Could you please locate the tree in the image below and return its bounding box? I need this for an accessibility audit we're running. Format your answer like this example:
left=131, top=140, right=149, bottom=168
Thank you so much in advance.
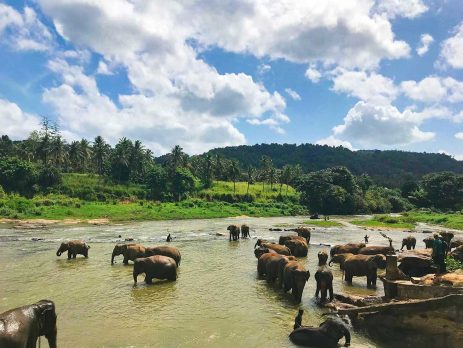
left=78, top=139, right=92, bottom=172
left=109, top=138, right=133, bottom=182
left=0, top=135, right=14, bottom=158
left=38, top=165, right=62, bottom=188
left=168, top=145, right=187, bottom=177
left=0, top=157, right=38, bottom=195
left=171, top=167, right=196, bottom=201
left=36, top=117, right=55, bottom=165
left=228, top=160, right=241, bottom=194
left=198, top=154, right=214, bottom=188
left=260, top=155, right=272, bottom=192
left=419, top=172, right=463, bottom=210
left=68, top=141, right=81, bottom=172
left=92, top=136, right=110, bottom=175
left=145, top=165, right=168, bottom=200
left=246, top=165, right=255, bottom=195
left=281, top=165, right=293, bottom=196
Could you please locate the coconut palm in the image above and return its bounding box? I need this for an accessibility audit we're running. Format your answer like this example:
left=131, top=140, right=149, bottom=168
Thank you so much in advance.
left=92, top=136, right=109, bottom=175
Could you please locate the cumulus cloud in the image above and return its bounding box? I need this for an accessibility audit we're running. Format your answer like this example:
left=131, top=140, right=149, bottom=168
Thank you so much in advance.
left=374, top=0, right=428, bottom=19
left=332, top=101, right=435, bottom=147
left=401, top=76, right=463, bottom=103
left=0, top=4, right=52, bottom=51
left=456, top=132, right=463, bottom=140
left=331, top=69, right=398, bottom=104
left=416, top=33, right=433, bottom=56
left=257, top=64, right=271, bottom=75
left=96, top=60, right=113, bottom=75
left=305, top=65, right=322, bottom=83
left=0, top=98, right=41, bottom=139
left=285, top=88, right=301, bottom=101
left=315, top=135, right=353, bottom=150
left=440, top=22, right=463, bottom=69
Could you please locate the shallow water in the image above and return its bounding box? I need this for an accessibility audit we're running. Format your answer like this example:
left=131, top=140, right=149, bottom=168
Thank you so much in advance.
left=0, top=217, right=418, bottom=347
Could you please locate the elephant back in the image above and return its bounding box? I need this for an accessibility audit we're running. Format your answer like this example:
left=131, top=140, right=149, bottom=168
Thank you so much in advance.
left=145, top=246, right=181, bottom=266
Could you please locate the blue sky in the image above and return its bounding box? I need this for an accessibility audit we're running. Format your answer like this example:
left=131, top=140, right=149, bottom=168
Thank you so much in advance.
left=0, top=0, right=462, bottom=158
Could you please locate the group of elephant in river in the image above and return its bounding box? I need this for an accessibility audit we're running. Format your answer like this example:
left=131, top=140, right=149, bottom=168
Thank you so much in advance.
left=227, top=223, right=251, bottom=241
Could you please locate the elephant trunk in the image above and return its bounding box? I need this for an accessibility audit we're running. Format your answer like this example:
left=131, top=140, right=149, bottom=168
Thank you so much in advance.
left=133, top=271, right=138, bottom=284
left=46, top=327, right=57, bottom=348
left=328, top=259, right=333, bottom=266
left=111, top=251, right=117, bottom=265
left=56, top=250, right=62, bottom=257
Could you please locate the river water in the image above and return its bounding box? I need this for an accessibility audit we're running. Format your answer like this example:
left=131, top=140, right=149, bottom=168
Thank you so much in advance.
left=0, top=217, right=422, bottom=347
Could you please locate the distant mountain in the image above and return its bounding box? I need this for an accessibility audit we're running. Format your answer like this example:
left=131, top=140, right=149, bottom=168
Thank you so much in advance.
left=202, top=143, right=463, bottom=187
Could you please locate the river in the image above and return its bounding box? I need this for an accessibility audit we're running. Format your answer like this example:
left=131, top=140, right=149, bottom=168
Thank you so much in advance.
left=0, top=216, right=419, bottom=347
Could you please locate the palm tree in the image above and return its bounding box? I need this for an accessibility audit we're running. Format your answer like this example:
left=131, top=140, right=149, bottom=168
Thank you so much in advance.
left=92, top=136, right=109, bottom=175
left=229, top=160, right=241, bottom=194
left=260, top=155, right=272, bottom=192
left=168, top=145, right=187, bottom=177
left=282, top=165, right=292, bottom=195
left=202, top=154, right=214, bottom=188
left=68, top=141, right=81, bottom=171
left=246, top=165, right=255, bottom=195
left=50, top=135, right=67, bottom=167
left=78, top=139, right=92, bottom=172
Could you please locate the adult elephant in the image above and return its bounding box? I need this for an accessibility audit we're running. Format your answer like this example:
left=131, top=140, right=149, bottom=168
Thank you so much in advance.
left=289, top=317, right=351, bottom=348
left=450, top=245, right=463, bottom=263
left=284, top=239, right=308, bottom=257
left=279, top=235, right=306, bottom=245
left=401, top=236, right=416, bottom=250
left=358, top=245, right=394, bottom=256
left=440, top=231, right=454, bottom=250
left=0, top=300, right=57, bottom=348
left=145, top=246, right=181, bottom=266
left=227, top=225, right=240, bottom=241
left=315, top=251, right=334, bottom=302
left=257, top=241, right=291, bottom=256
left=423, top=236, right=434, bottom=248
left=133, top=255, right=177, bottom=284
left=295, top=227, right=311, bottom=243
left=254, top=246, right=277, bottom=259
left=56, top=240, right=90, bottom=259
left=111, top=243, right=145, bottom=265
left=398, top=252, right=433, bottom=277
left=450, top=239, right=463, bottom=250
left=257, top=253, right=281, bottom=277
left=330, top=243, right=365, bottom=257
left=240, top=224, right=250, bottom=238
left=265, top=255, right=296, bottom=283
left=283, top=261, right=310, bottom=303
left=328, top=253, right=354, bottom=269
left=343, top=254, right=385, bottom=288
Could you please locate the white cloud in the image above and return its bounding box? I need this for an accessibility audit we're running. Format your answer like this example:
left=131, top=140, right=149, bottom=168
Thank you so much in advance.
left=331, top=69, right=398, bottom=104
left=315, top=135, right=353, bottom=150
left=284, top=88, right=301, bottom=101
left=401, top=76, right=463, bottom=103
left=374, top=0, right=428, bottom=19
left=0, top=4, right=52, bottom=52
left=332, top=101, right=435, bottom=147
left=96, top=60, right=113, bottom=75
left=454, top=110, right=463, bottom=123
left=416, top=33, right=433, bottom=56
left=456, top=132, right=463, bottom=140
left=0, top=98, right=41, bottom=139
left=440, top=22, right=463, bottom=69
left=305, top=65, right=322, bottom=83
left=257, top=64, right=271, bottom=75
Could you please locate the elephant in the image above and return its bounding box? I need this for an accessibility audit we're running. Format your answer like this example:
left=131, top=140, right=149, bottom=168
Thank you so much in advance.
left=56, top=240, right=90, bottom=259
left=257, top=253, right=282, bottom=277
left=0, top=300, right=57, bottom=348
left=261, top=243, right=291, bottom=256
left=278, top=235, right=306, bottom=245
left=111, top=243, right=146, bottom=265
left=289, top=317, right=351, bottom=348
left=254, top=246, right=277, bottom=259
left=295, top=227, right=311, bottom=243
left=284, top=239, right=308, bottom=257
left=439, top=231, right=454, bottom=250
left=133, top=255, right=177, bottom=284
left=283, top=261, right=310, bottom=303
left=315, top=252, right=333, bottom=302
left=266, top=255, right=297, bottom=283
left=450, top=245, right=463, bottom=263
left=276, top=255, right=298, bottom=286
left=329, top=243, right=365, bottom=257
left=358, top=245, right=394, bottom=256
left=401, top=236, right=416, bottom=250
left=343, top=254, right=386, bottom=288
left=254, top=239, right=271, bottom=248
left=227, top=225, right=240, bottom=241
left=450, top=239, right=463, bottom=249
left=423, top=236, right=434, bottom=248
left=240, top=224, right=251, bottom=238
left=397, top=252, right=434, bottom=277
left=145, top=246, right=181, bottom=266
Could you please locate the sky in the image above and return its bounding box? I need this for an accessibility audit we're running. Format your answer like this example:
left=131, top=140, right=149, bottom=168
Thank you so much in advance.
left=0, top=0, right=463, bottom=158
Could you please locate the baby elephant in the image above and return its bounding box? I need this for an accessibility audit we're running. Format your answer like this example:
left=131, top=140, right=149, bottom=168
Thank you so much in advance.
left=133, top=255, right=178, bottom=284
left=56, top=240, right=90, bottom=259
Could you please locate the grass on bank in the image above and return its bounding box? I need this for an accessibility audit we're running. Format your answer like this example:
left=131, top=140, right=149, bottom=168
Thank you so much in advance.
left=302, top=220, right=342, bottom=227
left=350, top=217, right=415, bottom=230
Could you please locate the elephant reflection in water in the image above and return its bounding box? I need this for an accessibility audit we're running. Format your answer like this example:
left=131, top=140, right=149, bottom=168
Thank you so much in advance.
left=0, top=300, right=57, bottom=348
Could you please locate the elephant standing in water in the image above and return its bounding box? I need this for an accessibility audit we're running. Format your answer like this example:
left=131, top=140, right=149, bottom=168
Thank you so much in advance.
left=56, top=240, right=90, bottom=259
left=343, top=254, right=386, bottom=288
left=284, top=239, right=308, bottom=257
left=227, top=225, right=240, bottom=241
left=330, top=243, right=365, bottom=257
left=289, top=317, right=351, bottom=348
left=358, top=245, right=394, bottom=256
left=295, top=227, right=311, bottom=243
left=111, top=243, right=146, bottom=264
left=423, top=236, right=434, bottom=248
left=255, top=239, right=291, bottom=256
left=0, top=300, right=57, bottom=348
left=401, top=236, right=416, bottom=250
left=283, top=261, right=310, bottom=303
left=145, top=246, right=181, bottom=266
left=241, top=224, right=251, bottom=238
left=133, top=255, right=177, bottom=284
left=315, top=251, right=334, bottom=302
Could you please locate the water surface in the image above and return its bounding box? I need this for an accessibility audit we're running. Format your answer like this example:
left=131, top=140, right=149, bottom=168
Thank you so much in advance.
left=0, top=217, right=414, bottom=347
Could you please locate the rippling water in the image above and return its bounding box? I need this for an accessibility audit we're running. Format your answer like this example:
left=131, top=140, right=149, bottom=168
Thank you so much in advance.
left=0, top=217, right=418, bottom=347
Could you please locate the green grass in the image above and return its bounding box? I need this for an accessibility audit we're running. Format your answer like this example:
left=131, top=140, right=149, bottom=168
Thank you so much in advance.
left=302, top=220, right=342, bottom=227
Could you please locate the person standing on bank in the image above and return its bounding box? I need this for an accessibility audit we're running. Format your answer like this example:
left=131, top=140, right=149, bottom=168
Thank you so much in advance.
left=432, top=234, right=447, bottom=273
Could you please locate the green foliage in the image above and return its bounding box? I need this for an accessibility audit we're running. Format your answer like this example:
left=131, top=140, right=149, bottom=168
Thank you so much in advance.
left=445, top=256, right=463, bottom=271
left=38, top=165, right=62, bottom=188
left=350, top=215, right=415, bottom=229
left=145, top=165, right=168, bottom=200
left=0, top=157, right=38, bottom=195
left=170, top=167, right=196, bottom=201
left=302, top=220, right=342, bottom=227
left=416, top=172, right=463, bottom=211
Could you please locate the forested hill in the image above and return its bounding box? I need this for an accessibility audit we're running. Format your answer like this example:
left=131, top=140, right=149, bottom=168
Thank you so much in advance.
left=202, top=143, right=463, bottom=187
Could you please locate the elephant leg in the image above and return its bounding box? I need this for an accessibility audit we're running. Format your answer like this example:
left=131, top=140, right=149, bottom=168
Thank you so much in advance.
left=345, top=272, right=352, bottom=284
left=73, top=253, right=77, bottom=259
left=283, top=281, right=291, bottom=293
left=321, top=286, right=327, bottom=301
left=67, top=251, right=72, bottom=259
left=145, top=276, right=153, bottom=284
left=123, top=257, right=129, bottom=265
left=315, top=283, right=320, bottom=297
left=328, top=284, right=334, bottom=301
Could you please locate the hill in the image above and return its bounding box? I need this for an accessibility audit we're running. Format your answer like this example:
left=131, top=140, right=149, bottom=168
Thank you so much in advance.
left=201, top=143, right=463, bottom=187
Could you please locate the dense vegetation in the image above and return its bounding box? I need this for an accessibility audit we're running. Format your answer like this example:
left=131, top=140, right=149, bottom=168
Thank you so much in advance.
left=1, top=118, right=463, bottom=221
